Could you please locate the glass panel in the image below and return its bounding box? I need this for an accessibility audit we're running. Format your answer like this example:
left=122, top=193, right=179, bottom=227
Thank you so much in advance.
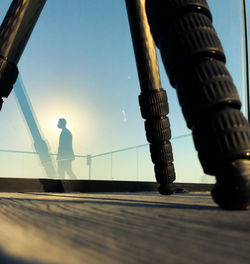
left=0, top=151, right=45, bottom=178
left=111, top=150, right=137, bottom=181
left=137, top=145, right=155, bottom=182
left=172, top=135, right=215, bottom=184
left=72, top=155, right=89, bottom=180
left=90, top=155, right=112, bottom=180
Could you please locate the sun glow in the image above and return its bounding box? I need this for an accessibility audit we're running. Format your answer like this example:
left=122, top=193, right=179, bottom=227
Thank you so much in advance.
left=36, top=100, right=94, bottom=155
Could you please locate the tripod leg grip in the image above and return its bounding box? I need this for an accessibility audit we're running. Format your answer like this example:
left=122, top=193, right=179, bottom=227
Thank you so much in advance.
left=139, top=89, right=176, bottom=194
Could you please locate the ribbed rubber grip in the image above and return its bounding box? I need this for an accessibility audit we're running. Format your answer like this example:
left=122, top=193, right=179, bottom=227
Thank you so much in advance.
left=159, top=12, right=225, bottom=86
left=138, top=88, right=175, bottom=190
left=150, top=142, right=173, bottom=164
left=139, top=89, right=169, bottom=119
left=145, top=118, right=171, bottom=143
left=155, top=163, right=176, bottom=184
left=0, top=98, right=3, bottom=110
left=146, top=0, right=212, bottom=45
left=0, top=56, right=18, bottom=98
left=193, top=108, right=250, bottom=174
left=176, top=59, right=241, bottom=128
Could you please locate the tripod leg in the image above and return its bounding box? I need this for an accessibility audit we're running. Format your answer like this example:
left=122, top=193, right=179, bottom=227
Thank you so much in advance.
left=146, top=0, right=250, bottom=209
left=0, top=0, right=47, bottom=110
left=125, top=0, right=175, bottom=194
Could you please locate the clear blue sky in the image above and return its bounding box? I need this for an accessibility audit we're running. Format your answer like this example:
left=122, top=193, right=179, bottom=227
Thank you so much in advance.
left=0, top=0, right=249, bottom=181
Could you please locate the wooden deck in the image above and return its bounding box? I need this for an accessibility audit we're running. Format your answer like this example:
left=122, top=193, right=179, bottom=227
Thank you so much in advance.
left=0, top=192, right=249, bottom=264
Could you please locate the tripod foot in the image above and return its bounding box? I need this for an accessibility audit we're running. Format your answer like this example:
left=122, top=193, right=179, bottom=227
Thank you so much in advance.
left=211, top=159, right=250, bottom=210
left=158, top=183, right=175, bottom=195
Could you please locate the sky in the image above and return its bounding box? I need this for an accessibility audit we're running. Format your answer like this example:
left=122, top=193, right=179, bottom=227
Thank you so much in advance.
left=0, top=0, right=249, bottom=181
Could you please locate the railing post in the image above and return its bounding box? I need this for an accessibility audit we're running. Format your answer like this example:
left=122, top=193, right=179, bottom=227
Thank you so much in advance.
left=136, top=148, right=139, bottom=181
left=86, top=155, right=92, bottom=179
left=110, top=153, right=113, bottom=179
left=125, top=0, right=175, bottom=194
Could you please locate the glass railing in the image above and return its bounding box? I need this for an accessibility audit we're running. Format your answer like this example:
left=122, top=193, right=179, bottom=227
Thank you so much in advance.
left=0, top=134, right=215, bottom=184
left=0, top=0, right=246, bottom=187
left=0, top=149, right=46, bottom=178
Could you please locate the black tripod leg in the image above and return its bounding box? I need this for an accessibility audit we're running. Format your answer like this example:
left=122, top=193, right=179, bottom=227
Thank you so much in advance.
left=125, top=0, right=176, bottom=194
left=0, top=0, right=47, bottom=110
left=146, top=0, right=250, bottom=209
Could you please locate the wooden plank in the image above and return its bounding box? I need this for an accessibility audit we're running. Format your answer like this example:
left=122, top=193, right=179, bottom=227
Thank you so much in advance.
left=0, top=192, right=249, bottom=264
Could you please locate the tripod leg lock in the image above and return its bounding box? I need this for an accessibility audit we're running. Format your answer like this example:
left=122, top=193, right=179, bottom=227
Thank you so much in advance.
left=139, top=89, right=176, bottom=194
left=150, top=140, right=173, bottom=164
left=145, top=117, right=171, bottom=143
left=176, top=59, right=242, bottom=128
left=139, top=88, right=169, bottom=119
left=146, top=0, right=212, bottom=47
left=0, top=56, right=18, bottom=110
left=193, top=108, right=250, bottom=174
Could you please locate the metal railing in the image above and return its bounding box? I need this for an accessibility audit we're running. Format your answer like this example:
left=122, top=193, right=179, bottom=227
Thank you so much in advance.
left=0, top=133, right=215, bottom=183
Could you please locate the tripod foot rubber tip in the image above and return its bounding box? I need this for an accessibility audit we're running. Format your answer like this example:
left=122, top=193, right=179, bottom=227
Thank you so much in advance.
left=158, top=183, right=175, bottom=195
left=211, top=181, right=250, bottom=210
left=211, top=159, right=250, bottom=210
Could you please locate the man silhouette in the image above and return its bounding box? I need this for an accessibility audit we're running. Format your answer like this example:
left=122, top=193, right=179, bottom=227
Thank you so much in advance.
left=57, top=118, right=77, bottom=179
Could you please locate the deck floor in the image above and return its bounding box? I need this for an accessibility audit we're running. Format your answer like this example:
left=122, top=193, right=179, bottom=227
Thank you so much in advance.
left=0, top=192, right=249, bottom=264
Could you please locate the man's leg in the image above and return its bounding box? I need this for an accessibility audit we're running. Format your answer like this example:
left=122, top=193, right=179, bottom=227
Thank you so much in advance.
left=57, top=161, right=65, bottom=179
left=64, top=160, right=77, bottom=179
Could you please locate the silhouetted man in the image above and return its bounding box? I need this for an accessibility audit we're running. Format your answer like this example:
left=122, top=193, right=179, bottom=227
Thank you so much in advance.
left=57, top=118, right=77, bottom=179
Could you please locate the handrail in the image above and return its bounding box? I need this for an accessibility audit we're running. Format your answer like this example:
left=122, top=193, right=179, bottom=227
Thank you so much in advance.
left=0, top=149, right=88, bottom=158
left=0, top=149, right=36, bottom=155
left=91, top=133, right=191, bottom=158
left=0, top=133, right=192, bottom=158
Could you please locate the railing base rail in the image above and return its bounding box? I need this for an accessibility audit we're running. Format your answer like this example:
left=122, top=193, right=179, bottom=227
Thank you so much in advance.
left=0, top=178, right=213, bottom=193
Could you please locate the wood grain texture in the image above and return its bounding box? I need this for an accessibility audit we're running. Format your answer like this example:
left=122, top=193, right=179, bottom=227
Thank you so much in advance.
left=0, top=192, right=249, bottom=264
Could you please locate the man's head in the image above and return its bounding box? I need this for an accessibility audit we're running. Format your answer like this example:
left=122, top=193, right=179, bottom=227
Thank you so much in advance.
left=57, top=118, right=67, bottom=129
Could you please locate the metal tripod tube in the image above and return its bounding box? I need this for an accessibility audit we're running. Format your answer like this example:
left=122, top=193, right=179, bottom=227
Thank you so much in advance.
left=125, top=0, right=176, bottom=194
left=125, top=0, right=161, bottom=92
left=0, top=0, right=46, bottom=109
left=0, top=0, right=46, bottom=64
